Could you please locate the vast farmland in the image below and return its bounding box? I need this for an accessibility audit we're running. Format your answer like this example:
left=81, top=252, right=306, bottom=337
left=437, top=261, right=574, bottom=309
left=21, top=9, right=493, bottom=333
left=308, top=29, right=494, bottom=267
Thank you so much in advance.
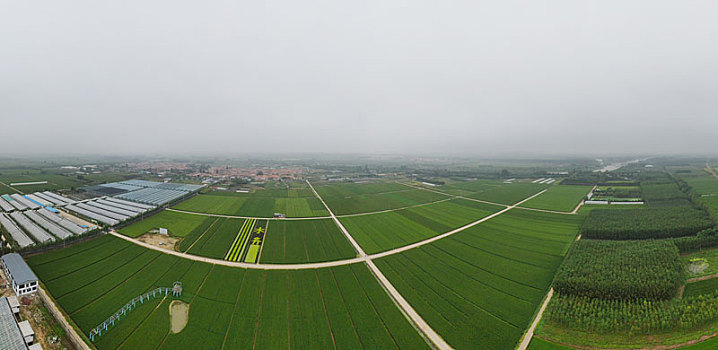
left=19, top=163, right=718, bottom=349
left=26, top=235, right=428, bottom=350
left=340, top=198, right=502, bottom=254
left=374, top=210, right=581, bottom=349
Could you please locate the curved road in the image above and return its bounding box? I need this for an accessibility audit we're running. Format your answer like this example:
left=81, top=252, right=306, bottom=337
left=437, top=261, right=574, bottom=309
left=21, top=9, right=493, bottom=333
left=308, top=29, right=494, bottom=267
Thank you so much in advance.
left=109, top=183, right=554, bottom=350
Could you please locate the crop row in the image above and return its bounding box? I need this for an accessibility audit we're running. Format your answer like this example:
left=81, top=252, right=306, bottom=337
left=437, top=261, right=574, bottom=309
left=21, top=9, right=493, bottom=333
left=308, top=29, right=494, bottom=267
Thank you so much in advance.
left=259, top=219, right=357, bottom=263
left=319, top=187, right=449, bottom=215
left=520, top=185, right=593, bottom=212
left=553, top=240, right=683, bottom=300
left=29, top=235, right=428, bottom=349
left=186, top=218, right=244, bottom=259
left=173, top=195, right=328, bottom=218
left=465, top=182, right=548, bottom=205
left=375, top=209, right=580, bottom=349
left=340, top=199, right=501, bottom=254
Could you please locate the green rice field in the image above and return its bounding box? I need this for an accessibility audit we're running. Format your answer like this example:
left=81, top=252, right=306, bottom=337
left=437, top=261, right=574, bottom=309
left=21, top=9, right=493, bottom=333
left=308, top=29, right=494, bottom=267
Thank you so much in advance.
left=259, top=219, right=357, bottom=263
left=316, top=182, right=450, bottom=215
left=26, top=235, right=428, bottom=350
left=340, top=198, right=502, bottom=254
left=173, top=193, right=328, bottom=217
left=374, top=210, right=581, bottom=349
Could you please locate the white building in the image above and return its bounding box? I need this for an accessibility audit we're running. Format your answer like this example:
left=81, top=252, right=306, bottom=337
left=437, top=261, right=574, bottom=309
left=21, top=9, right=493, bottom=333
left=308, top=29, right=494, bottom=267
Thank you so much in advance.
left=1, top=254, right=38, bottom=296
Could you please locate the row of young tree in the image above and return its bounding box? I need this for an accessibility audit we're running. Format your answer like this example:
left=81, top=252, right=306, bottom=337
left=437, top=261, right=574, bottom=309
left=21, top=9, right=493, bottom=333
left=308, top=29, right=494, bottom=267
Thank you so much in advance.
left=581, top=207, right=713, bottom=240
left=553, top=240, right=684, bottom=301
left=641, top=182, right=690, bottom=203
left=545, top=292, right=718, bottom=334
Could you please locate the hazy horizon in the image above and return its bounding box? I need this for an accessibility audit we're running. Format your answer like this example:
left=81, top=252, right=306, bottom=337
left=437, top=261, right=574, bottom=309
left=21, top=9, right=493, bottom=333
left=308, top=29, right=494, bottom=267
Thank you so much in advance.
left=2, top=1, right=717, bottom=156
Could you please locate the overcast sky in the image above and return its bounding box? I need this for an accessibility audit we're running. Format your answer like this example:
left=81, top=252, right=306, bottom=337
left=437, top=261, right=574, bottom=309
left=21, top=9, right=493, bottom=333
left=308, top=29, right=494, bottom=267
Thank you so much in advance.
left=1, top=1, right=717, bottom=156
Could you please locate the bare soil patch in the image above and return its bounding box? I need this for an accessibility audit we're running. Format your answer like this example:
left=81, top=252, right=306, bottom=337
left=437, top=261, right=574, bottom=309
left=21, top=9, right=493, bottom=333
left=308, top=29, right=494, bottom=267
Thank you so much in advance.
left=169, top=300, right=189, bottom=334
left=137, top=232, right=179, bottom=251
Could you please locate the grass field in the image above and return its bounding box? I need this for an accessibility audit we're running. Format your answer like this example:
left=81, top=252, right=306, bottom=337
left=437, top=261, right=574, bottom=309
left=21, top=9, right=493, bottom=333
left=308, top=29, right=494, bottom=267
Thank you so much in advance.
left=521, top=185, right=593, bottom=212
left=259, top=219, right=357, bottom=263
left=26, top=235, right=429, bottom=349
left=316, top=183, right=450, bottom=215
left=374, top=209, right=580, bottom=349
left=118, top=210, right=213, bottom=238
left=340, top=199, right=502, bottom=254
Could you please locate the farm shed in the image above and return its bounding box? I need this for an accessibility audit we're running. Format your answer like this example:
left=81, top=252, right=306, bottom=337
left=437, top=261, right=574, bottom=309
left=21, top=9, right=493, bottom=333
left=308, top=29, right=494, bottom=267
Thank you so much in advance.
left=1, top=253, right=38, bottom=296
left=0, top=296, right=26, bottom=350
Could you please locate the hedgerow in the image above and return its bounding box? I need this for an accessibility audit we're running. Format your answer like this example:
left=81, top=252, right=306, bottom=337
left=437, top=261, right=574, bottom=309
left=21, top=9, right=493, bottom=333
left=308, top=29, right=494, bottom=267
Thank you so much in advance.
left=552, top=240, right=683, bottom=300
left=580, top=207, right=713, bottom=240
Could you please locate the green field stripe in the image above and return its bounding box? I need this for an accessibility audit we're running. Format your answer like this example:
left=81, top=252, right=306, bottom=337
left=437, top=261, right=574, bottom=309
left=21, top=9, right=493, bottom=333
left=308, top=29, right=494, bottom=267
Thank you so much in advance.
left=232, top=219, right=257, bottom=262
left=243, top=244, right=260, bottom=263
left=226, top=219, right=252, bottom=261
left=229, top=219, right=255, bottom=261
left=224, top=220, right=250, bottom=260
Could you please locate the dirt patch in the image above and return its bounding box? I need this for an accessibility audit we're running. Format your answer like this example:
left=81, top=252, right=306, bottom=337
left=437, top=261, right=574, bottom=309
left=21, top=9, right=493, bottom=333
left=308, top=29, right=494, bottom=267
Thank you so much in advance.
left=137, top=232, right=180, bottom=251
left=169, top=300, right=189, bottom=334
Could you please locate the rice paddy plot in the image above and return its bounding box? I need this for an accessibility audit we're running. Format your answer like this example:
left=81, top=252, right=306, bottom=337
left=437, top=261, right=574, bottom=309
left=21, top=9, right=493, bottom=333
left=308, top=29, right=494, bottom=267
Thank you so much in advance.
left=317, top=185, right=450, bottom=215
left=186, top=218, right=246, bottom=259
left=520, top=185, right=593, bottom=212
left=259, top=219, right=357, bottom=264
left=118, top=210, right=210, bottom=238
left=171, top=184, right=328, bottom=217
left=28, top=235, right=428, bottom=349
left=340, top=198, right=502, bottom=254
left=374, top=209, right=580, bottom=349
left=172, top=194, right=328, bottom=217
left=435, top=179, right=504, bottom=196
left=465, top=182, right=549, bottom=205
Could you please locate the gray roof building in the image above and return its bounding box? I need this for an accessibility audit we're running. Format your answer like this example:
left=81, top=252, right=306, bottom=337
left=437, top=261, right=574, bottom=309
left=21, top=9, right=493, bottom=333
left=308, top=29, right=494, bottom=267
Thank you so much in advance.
left=0, top=297, right=27, bottom=350
left=1, top=253, right=38, bottom=286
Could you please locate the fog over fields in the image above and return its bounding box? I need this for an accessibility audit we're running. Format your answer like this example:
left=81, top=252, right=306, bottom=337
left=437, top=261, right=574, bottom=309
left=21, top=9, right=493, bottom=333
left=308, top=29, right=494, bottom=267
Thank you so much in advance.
left=2, top=1, right=717, bottom=155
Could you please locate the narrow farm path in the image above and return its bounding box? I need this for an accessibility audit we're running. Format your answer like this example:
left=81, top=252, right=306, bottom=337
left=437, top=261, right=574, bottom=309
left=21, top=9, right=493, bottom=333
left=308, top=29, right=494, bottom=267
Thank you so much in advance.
left=307, top=180, right=453, bottom=350
left=398, top=181, right=509, bottom=208
left=517, top=288, right=554, bottom=350
left=165, top=208, right=333, bottom=220
left=166, top=195, right=457, bottom=220
left=110, top=183, right=552, bottom=350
